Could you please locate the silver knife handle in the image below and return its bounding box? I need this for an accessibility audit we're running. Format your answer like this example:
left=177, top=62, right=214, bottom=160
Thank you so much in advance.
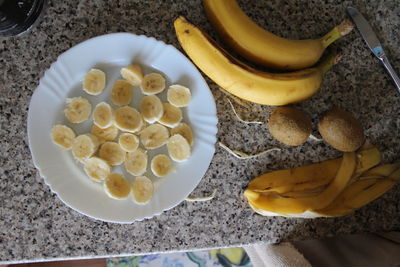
left=379, top=55, right=400, bottom=94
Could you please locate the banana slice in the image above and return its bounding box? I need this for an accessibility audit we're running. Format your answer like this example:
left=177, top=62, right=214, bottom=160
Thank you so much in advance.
left=167, top=85, right=191, bottom=107
left=125, top=148, right=148, bottom=176
left=140, top=95, right=164, bottom=123
left=111, top=80, right=132, bottom=106
left=170, top=123, right=194, bottom=146
left=121, top=64, right=143, bottom=86
left=51, top=125, right=76, bottom=149
left=158, top=103, right=182, bottom=128
left=118, top=133, right=139, bottom=152
left=71, top=134, right=99, bottom=162
left=131, top=176, right=154, bottom=204
left=64, top=97, right=92, bottom=123
left=167, top=134, right=191, bottom=162
left=140, top=124, right=170, bottom=149
left=99, top=141, right=126, bottom=166
left=104, top=173, right=131, bottom=200
left=83, top=69, right=106, bottom=95
left=137, top=120, right=148, bottom=133
left=141, top=73, right=166, bottom=95
left=93, top=102, right=114, bottom=129
left=91, top=124, right=119, bottom=144
left=83, top=157, right=111, bottom=182
left=151, top=154, right=173, bottom=177
left=114, top=106, right=143, bottom=133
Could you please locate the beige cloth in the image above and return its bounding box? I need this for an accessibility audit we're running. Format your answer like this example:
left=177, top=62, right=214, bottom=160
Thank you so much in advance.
left=245, top=232, right=400, bottom=267
left=244, top=242, right=311, bottom=267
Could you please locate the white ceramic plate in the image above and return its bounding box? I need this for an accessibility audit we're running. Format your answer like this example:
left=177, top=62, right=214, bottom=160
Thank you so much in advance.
left=27, top=33, right=218, bottom=223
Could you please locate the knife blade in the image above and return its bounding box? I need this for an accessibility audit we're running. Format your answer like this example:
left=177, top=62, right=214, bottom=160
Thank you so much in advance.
left=347, top=7, right=400, bottom=93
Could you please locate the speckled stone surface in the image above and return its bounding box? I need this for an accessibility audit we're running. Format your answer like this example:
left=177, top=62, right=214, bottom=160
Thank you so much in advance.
left=1, top=0, right=400, bottom=263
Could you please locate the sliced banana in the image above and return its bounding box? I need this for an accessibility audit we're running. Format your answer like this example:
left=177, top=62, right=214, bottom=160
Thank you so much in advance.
left=91, top=124, right=119, bottom=144
left=121, top=64, right=143, bottom=86
left=140, top=124, right=170, bottom=149
left=93, top=102, right=114, bottom=129
left=118, top=133, right=139, bottom=152
left=111, top=80, right=132, bottom=106
left=131, top=176, right=154, bottom=204
left=114, top=106, right=143, bottom=133
left=158, top=103, right=182, bottom=128
left=99, top=141, right=126, bottom=166
left=51, top=125, right=76, bottom=149
left=104, top=173, right=131, bottom=200
left=167, top=134, right=191, bottom=162
left=71, top=134, right=99, bottom=162
left=141, top=73, right=166, bottom=95
left=83, top=157, right=111, bottom=182
left=125, top=148, right=148, bottom=176
left=167, top=84, right=191, bottom=107
left=140, top=95, right=164, bottom=123
left=170, top=123, right=194, bottom=146
left=151, top=154, right=173, bottom=177
left=64, top=97, right=92, bottom=123
left=83, top=69, right=106, bottom=95
left=137, top=120, right=148, bottom=133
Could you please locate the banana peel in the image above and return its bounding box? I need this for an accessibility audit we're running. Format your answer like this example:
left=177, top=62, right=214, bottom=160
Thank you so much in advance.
left=315, top=178, right=380, bottom=216
left=354, top=148, right=382, bottom=175
left=245, top=152, right=356, bottom=213
left=244, top=145, right=399, bottom=217
left=280, top=186, right=325, bottom=198
left=247, top=199, right=322, bottom=218
left=248, top=147, right=380, bottom=194
left=248, top=157, right=340, bottom=192
left=361, top=163, right=400, bottom=177
left=348, top=177, right=399, bottom=207
left=317, top=167, right=400, bottom=216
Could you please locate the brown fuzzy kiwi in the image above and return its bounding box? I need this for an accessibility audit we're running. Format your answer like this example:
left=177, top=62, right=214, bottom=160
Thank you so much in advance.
left=318, top=108, right=365, bottom=152
left=268, top=107, right=312, bottom=146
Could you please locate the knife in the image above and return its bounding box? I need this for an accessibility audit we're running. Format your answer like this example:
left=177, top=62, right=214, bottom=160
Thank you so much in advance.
left=347, top=7, right=400, bottom=94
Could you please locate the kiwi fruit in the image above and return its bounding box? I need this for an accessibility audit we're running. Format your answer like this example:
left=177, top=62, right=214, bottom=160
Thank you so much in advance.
left=268, top=107, right=312, bottom=146
left=318, top=108, right=364, bottom=152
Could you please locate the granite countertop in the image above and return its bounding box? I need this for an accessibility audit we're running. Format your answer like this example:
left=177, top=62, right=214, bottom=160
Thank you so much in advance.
left=1, top=0, right=400, bottom=264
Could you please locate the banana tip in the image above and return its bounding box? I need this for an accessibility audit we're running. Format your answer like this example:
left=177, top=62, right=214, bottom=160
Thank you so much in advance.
left=338, top=19, right=354, bottom=36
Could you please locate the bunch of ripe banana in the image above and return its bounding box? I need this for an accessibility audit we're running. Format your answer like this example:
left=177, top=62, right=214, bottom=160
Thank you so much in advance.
left=174, top=0, right=354, bottom=105
left=173, top=1, right=400, bottom=217
left=244, top=145, right=400, bottom=217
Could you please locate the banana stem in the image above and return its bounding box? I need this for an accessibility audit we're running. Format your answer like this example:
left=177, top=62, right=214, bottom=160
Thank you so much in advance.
left=318, top=53, right=342, bottom=74
left=227, top=98, right=263, bottom=124
left=218, top=142, right=281, bottom=159
left=185, top=189, right=217, bottom=202
left=321, top=19, right=354, bottom=48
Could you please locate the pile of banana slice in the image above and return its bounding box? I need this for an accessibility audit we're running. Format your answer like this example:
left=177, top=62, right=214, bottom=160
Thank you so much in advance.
left=50, top=64, right=193, bottom=204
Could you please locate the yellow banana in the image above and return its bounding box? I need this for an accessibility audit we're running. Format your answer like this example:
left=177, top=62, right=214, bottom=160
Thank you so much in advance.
left=203, top=0, right=353, bottom=70
left=174, top=16, right=340, bottom=106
